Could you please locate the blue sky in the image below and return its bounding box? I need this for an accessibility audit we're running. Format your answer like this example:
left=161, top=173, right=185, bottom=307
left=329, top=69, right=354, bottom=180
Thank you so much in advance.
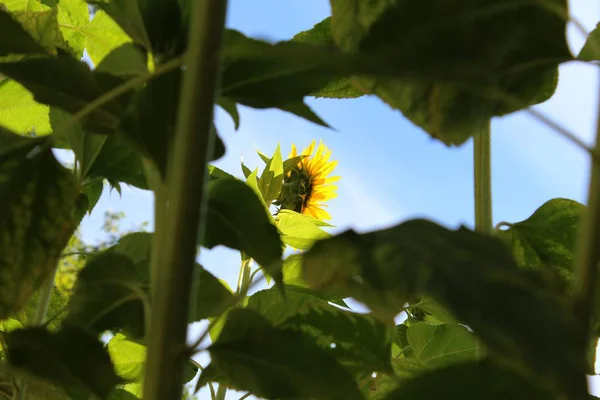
left=74, top=0, right=600, bottom=397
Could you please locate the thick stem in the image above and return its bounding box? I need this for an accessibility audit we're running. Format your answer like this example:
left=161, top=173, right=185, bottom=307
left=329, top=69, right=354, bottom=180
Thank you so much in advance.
left=141, top=1, right=228, bottom=400
left=572, top=60, right=600, bottom=397
left=473, top=121, right=493, bottom=233
left=215, top=385, right=227, bottom=400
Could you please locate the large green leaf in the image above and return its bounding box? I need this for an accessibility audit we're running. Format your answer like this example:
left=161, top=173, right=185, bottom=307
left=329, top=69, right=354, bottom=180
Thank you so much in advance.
left=10, top=7, right=68, bottom=55
left=301, top=219, right=585, bottom=397
left=0, top=55, right=129, bottom=133
left=0, top=130, right=77, bottom=319
left=81, top=9, right=132, bottom=66
left=0, top=8, right=47, bottom=56
left=5, top=327, right=123, bottom=399
left=276, top=209, right=331, bottom=250
left=380, top=359, right=554, bottom=400
left=64, top=252, right=146, bottom=338
left=321, top=0, right=572, bottom=145
left=55, top=0, right=89, bottom=58
left=579, top=22, right=600, bottom=61
left=0, top=79, right=51, bottom=134
left=87, top=0, right=150, bottom=51
left=202, top=178, right=282, bottom=267
left=198, top=308, right=363, bottom=400
left=405, top=322, right=479, bottom=369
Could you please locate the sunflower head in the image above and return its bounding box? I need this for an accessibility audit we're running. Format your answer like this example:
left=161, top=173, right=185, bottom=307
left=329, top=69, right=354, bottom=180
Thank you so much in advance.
left=275, top=140, right=339, bottom=221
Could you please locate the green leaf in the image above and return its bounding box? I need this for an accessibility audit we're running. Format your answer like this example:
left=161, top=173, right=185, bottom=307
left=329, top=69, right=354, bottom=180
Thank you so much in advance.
left=0, top=131, right=77, bottom=318
left=95, top=43, right=148, bottom=77
left=276, top=209, right=331, bottom=250
left=326, top=0, right=572, bottom=145
left=282, top=253, right=304, bottom=286
left=50, top=107, right=107, bottom=179
left=85, top=133, right=149, bottom=189
left=0, top=79, right=51, bottom=134
left=217, top=97, right=240, bottom=130
left=0, top=55, right=129, bottom=133
left=108, top=333, right=145, bottom=382
left=208, top=164, right=235, bottom=180
left=191, top=268, right=236, bottom=321
left=258, top=144, right=284, bottom=204
left=55, top=0, right=89, bottom=58
left=248, top=285, right=392, bottom=374
left=496, top=198, right=584, bottom=288
left=409, top=296, right=458, bottom=325
left=202, top=178, right=282, bottom=266
left=0, top=7, right=47, bottom=56
left=5, top=327, right=123, bottom=399
left=579, top=22, right=600, bottom=61
left=82, top=179, right=104, bottom=214
left=64, top=252, right=146, bottom=338
left=81, top=9, right=132, bottom=66
left=199, top=308, right=364, bottom=400
left=87, top=0, right=150, bottom=51
left=17, top=284, right=68, bottom=331
left=301, top=219, right=584, bottom=396
left=406, top=322, right=479, bottom=369
left=10, top=8, right=68, bottom=55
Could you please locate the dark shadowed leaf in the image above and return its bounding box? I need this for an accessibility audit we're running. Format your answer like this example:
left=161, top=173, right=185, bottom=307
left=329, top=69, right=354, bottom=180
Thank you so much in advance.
left=0, top=8, right=47, bottom=56
left=82, top=179, right=104, bottom=214
left=579, top=22, right=600, bottom=61
left=382, top=359, right=554, bottom=399
left=324, top=0, right=572, bottom=145
left=87, top=0, right=151, bottom=51
left=64, top=252, right=145, bottom=339
left=95, top=43, right=148, bottom=77
left=0, top=55, right=129, bottom=133
left=0, top=131, right=77, bottom=319
left=301, top=219, right=585, bottom=397
left=202, top=178, right=282, bottom=266
left=9, top=8, right=68, bottom=55
left=217, top=97, right=240, bottom=130
left=247, top=286, right=392, bottom=374
left=5, top=327, right=123, bottom=399
left=199, top=308, right=363, bottom=400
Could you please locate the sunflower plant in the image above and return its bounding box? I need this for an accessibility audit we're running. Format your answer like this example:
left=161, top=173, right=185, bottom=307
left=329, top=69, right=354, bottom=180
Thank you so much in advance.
left=0, top=1, right=599, bottom=400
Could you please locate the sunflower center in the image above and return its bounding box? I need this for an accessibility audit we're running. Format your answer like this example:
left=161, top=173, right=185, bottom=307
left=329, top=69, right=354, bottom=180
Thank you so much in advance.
left=276, top=166, right=313, bottom=213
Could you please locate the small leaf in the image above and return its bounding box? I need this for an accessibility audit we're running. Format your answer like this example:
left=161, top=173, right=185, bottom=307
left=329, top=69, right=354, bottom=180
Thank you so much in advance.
left=0, top=8, right=46, bottom=56
left=0, top=131, right=77, bottom=318
left=301, top=219, right=584, bottom=396
left=200, top=308, right=363, bottom=400
left=82, top=179, right=104, bottom=214
left=5, top=326, right=123, bottom=399
left=208, top=164, right=236, bottom=180
left=202, top=178, right=282, bottom=266
left=217, top=97, right=240, bottom=130
left=258, top=144, right=284, bottom=204
left=108, top=333, right=145, bottom=382
left=64, top=252, right=145, bottom=338
left=579, top=22, right=600, bottom=61
left=276, top=209, right=331, bottom=250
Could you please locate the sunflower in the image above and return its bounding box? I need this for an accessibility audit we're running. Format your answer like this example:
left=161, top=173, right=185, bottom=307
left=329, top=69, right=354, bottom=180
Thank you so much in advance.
left=275, top=140, right=340, bottom=221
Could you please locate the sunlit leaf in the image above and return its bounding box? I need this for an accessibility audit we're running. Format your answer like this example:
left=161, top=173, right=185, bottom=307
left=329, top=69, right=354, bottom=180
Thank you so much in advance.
left=258, top=144, right=283, bottom=204
left=0, top=79, right=51, bottom=134
left=0, top=130, right=77, bottom=319
left=0, top=8, right=47, bottom=56
left=301, top=219, right=584, bottom=396
left=87, top=0, right=150, bottom=51
left=276, top=209, right=330, bottom=250
left=55, top=0, right=89, bottom=58
left=10, top=7, right=68, bottom=54
left=199, top=308, right=363, bottom=400
left=81, top=9, right=132, bottom=66
left=5, top=326, right=123, bottom=399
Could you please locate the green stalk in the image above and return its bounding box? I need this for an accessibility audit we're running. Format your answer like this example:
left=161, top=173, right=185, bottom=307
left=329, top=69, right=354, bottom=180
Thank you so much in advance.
left=215, top=385, right=227, bottom=400
left=572, top=65, right=600, bottom=396
left=473, top=121, right=493, bottom=234
left=141, top=1, right=229, bottom=400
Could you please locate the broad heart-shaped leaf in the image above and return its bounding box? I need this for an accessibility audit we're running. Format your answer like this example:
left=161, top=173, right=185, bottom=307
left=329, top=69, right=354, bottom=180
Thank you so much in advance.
left=107, top=333, right=197, bottom=398
left=0, top=131, right=77, bottom=319
left=405, top=322, right=479, bottom=370
left=5, top=326, right=123, bottom=399
left=119, top=69, right=225, bottom=179
left=0, top=79, right=51, bottom=134
left=0, top=8, right=47, bottom=56
left=323, top=0, right=571, bottom=145
left=276, top=209, right=331, bottom=250
left=0, top=55, right=129, bottom=134
left=199, top=308, right=364, bottom=400
left=579, top=22, right=600, bottom=61
left=380, top=359, right=557, bottom=400
left=496, top=198, right=584, bottom=290
left=301, top=219, right=585, bottom=398
left=63, top=252, right=146, bottom=339
left=201, top=177, right=283, bottom=267
left=247, top=285, right=392, bottom=375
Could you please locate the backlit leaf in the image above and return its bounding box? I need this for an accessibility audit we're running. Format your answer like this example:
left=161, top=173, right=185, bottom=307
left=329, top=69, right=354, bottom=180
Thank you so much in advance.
left=0, top=79, right=51, bottom=134
left=258, top=144, right=284, bottom=204
left=276, top=209, right=330, bottom=250
left=5, top=326, right=123, bottom=399
left=87, top=0, right=150, bottom=51
left=81, top=9, right=132, bottom=66
left=0, top=8, right=47, bottom=56
left=199, top=308, right=363, bottom=400
left=55, top=0, right=89, bottom=58
left=301, top=219, right=585, bottom=397
left=0, top=130, right=77, bottom=319
left=11, top=7, right=68, bottom=54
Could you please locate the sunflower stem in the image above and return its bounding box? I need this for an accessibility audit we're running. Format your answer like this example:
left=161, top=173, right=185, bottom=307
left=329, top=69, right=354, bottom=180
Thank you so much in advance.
left=216, top=385, right=227, bottom=400
left=572, top=53, right=600, bottom=397
left=473, top=121, right=493, bottom=234
left=141, top=1, right=228, bottom=399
